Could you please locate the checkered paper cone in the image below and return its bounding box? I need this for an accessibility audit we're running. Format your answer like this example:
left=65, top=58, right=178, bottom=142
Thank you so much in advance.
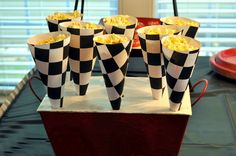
left=137, top=25, right=182, bottom=100
left=102, top=15, right=137, bottom=39
left=94, top=35, right=132, bottom=110
left=59, top=21, right=104, bottom=95
left=161, top=16, right=200, bottom=38
left=27, top=31, right=71, bottom=108
left=46, top=12, right=81, bottom=77
left=161, top=35, right=201, bottom=111
left=46, top=12, right=81, bottom=32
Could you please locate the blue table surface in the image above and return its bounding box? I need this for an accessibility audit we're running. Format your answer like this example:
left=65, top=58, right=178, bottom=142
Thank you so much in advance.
left=0, top=56, right=236, bottom=156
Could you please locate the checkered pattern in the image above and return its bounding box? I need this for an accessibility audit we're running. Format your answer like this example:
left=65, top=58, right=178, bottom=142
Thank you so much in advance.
left=60, top=23, right=104, bottom=95
left=162, top=46, right=200, bottom=111
left=47, top=19, right=71, bottom=32
left=181, top=25, right=199, bottom=38
left=103, top=16, right=137, bottom=39
left=28, top=32, right=71, bottom=108
left=162, top=22, right=199, bottom=38
left=138, top=33, right=170, bottom=100
left=46, top=17, right=81, bottom=32
left=94, top=40, right=132, bottom=110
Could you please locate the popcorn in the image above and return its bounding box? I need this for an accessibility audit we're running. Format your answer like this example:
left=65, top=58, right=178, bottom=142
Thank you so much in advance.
left=68, top=22, right=103, bottom=29
left=162, top=36, right=198, bottom=51
left=94, top=34, right=129, bottom=44
left=47, top=10, right=81, bottom=20
left=162, top=17, right=199, bottom=27
left=142, top=27, right=177, bottom=35
left=36, top=34, right=67, bottom=45
left=68, top=22, right=82, bottom=28
left=103, top=15, right=132, bottom=26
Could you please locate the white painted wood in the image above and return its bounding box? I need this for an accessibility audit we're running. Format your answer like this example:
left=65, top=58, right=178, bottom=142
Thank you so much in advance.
left=38, top=76, right=192, bottom=115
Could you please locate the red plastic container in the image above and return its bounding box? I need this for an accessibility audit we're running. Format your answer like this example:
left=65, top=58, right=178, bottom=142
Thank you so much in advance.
left=215, top=48, right=236, bottom=71
left=133, top=17, right=161, bottom=48
left=210, top=48, right=236, bottom=80
left=38, top=77, right=191, bottom=156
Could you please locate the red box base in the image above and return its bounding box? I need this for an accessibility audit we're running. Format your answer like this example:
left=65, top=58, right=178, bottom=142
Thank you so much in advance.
left=40, top=112, right=189, bottom=156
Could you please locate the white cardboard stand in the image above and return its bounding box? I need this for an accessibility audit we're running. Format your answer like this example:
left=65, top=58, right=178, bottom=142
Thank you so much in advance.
left=38, top=76, right=192, bottom=115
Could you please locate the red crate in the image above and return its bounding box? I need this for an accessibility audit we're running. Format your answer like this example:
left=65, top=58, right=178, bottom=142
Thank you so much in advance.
left=38, top=77, right=191, bottom=156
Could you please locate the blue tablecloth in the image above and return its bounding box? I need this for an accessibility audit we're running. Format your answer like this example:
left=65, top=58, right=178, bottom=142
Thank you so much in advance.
left=0, top=56, right=236, bottom=156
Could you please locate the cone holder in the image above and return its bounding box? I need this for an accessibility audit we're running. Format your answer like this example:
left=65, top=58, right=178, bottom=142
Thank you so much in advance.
left=38, top=76, right=192, bottom=156
left=31, top=1, right=196, bottom=155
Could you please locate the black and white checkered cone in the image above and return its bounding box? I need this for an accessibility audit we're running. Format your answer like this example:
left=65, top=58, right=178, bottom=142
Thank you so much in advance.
left=27, top=31, right=71, bottom=108
left=102, top=15, right=137, bottom=39
left=161, top=35, right=201, bottom=111
left=137, top=25, right=182, bottom=100
left=161, top=16, right=200, bottom=38
left=46, top=14, right=81, bottom=77
left=59, top=22, right=104, bottom=95
left=94, top=35, right=132, bottom=110
left=46, top=14, right=81, bottom=32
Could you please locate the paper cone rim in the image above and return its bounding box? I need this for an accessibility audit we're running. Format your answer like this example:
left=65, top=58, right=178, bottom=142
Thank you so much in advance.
left=93, top=34, right=132, bottom=45
left=27, top=31, right=71, bottom=46
left=161, top=35, right=201, bottom=53
left=160, top=16, right=200, bottom=27
left=46, top=11, right=82, bottom=21
left=103, top=15, right=137, bottom=27
left=59, top=21, right=104, bottom=31
left=137, top=25, right=182, bottom=36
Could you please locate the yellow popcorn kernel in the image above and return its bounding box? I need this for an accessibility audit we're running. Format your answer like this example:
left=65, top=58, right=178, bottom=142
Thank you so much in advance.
left=143, top=27, right=178, bottom=35
left=83, top=23, right=103, bottom=29
left=167, top=45, right=175, bottom=50
left=54, top=34, right=67, bottom=42
left=36, top=34, right=67, bottom=45
left=68, top=22, right=102, bottom=29
left=163, top=36, right=198, bottom=52
left=163, top=17, right=199, bottom=27
left=47, top=10, right=81, bottom=20
left=94, top=34, right=129, bottom=44
left=104, top=15, right=132, bottom=26
left=68, top=22, right=83, bottom=28
left=72, top=10, right=80, bottom=18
